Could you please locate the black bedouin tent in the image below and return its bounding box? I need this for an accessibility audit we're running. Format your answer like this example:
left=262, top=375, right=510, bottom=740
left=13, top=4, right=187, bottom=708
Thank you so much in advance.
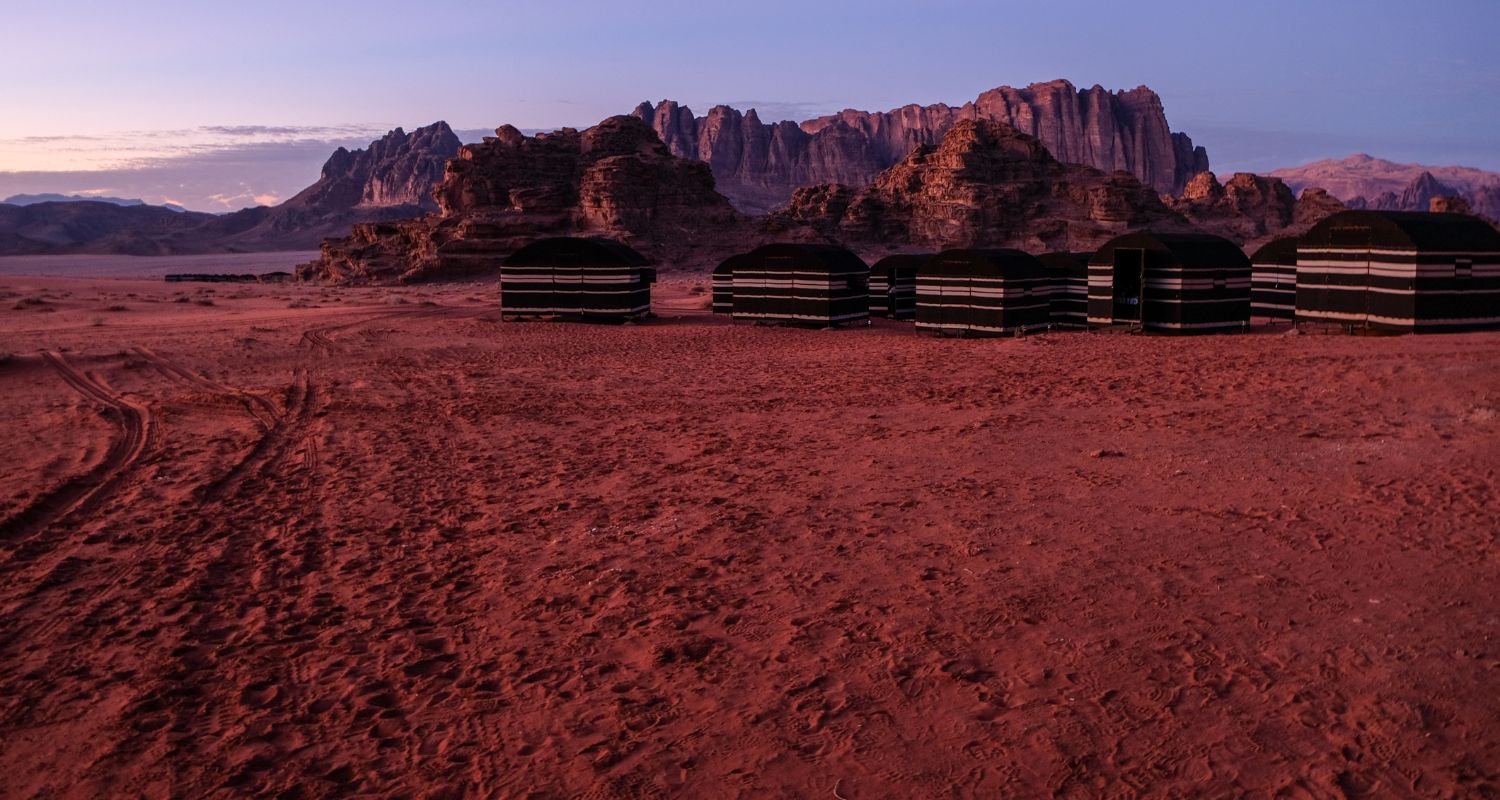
left=500, top=237, right=655, bottom=321
left=915, top=249, right=1051, bottom=336
left=1087, top=233, right=1251, bottom=333
left=711, top=253, right=753, bottom=314
left=728, top=244, right=869, bottom=326
left=868, top=254, right=928, bottom=320
left=1295, top=210, right=1500, bottom=333
left=1250, top=237, right=1299, bottom=321
left=1037, top=252, right=1090, bottom=327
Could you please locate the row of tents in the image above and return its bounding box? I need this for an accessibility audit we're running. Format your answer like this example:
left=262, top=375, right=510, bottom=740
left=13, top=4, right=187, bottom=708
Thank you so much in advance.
left=497, top=210, right=1500, bottom=334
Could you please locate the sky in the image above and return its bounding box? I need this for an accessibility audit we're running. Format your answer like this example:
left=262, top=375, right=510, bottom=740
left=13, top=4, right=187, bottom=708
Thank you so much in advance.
left=1, top=0, right=1497, bottom=211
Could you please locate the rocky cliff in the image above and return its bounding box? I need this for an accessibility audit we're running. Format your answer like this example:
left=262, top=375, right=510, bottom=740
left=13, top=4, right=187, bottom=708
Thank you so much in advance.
left=764, top=119, right=1193, bottom=254
left=224, top=122, right=463, bottom=249
left=300, top=116, right=747, bottom=282
left=633, top=80, right=1209, bottom=213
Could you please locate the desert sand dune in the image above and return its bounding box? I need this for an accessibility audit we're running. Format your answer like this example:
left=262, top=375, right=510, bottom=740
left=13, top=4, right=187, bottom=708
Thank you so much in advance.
left=0, top=274, right=1498, bottom=797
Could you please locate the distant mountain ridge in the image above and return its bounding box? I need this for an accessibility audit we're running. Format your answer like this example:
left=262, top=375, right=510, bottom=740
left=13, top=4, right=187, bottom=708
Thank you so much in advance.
left=633, top=79, right=1209, bottom=212
left=1270, top=154, right=1500, bottom=219
left=4, top=193, right=189, bottom=213
left=0, top=123, right=462, bottom=255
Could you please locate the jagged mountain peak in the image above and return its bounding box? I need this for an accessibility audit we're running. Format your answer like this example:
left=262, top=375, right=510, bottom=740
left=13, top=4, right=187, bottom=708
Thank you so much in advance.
left=632, top=80, right=1208, bottom=213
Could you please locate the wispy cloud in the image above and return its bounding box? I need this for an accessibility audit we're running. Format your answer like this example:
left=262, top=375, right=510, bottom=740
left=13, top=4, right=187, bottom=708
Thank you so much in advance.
left=0, top=124, right=409, bottom=211
left=0, top=123, right=399, bottom=172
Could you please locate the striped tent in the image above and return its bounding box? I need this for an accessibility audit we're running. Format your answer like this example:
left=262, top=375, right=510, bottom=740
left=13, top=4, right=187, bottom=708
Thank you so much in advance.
left=729, top=244, right=870, bottom=326
left=915, top=249, right=1051, bottom=337
left=710, top=254, right=751, bottom=314
left=868, top=254, right=928, bottom=319
left=1295, top=211, right=1500, bottom=333
left=1250, top=237, right=1299, bottom=321
left=500, top=237, right=655, bottom=322
left=1087, top=233, right=1251, bottom=333
left=1037, top=252, right=1090, bottom=327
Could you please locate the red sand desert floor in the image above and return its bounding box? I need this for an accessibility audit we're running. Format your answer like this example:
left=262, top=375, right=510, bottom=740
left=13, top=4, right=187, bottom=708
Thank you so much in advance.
left=1, top=275, right=1498, bottom=798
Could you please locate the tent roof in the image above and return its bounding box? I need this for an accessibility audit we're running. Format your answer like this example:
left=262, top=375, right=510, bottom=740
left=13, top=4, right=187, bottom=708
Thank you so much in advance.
left=504, top=236, right=649, bottom=267
left=1250, top=236, right=1300, bottom=265
left=1089, top=232, right=1250, bottom=269
left=1037, top=251, right=1090, bottom=275
left=745, top=243, right=869, bottom=274
left=713, top=252, right=757, bottom=276
left=871, top=253, right=933, bottom=274
left=923, top=248, right=1046, bottom=278
left=1300, top=210, right=1500, bottom=252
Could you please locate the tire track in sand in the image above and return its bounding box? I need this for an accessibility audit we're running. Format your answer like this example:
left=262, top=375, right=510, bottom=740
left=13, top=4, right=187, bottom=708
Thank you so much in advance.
left=131, top=345, right=281, bottom=431
left=0, top=352, right=156, bottom=542
left=198, top=368, right=315, bottom=501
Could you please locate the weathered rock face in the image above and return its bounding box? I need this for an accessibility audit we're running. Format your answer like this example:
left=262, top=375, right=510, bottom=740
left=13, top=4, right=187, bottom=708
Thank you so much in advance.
left=311, top=122, right=463, bottom=210
left=219, top=122, right=464, bottom=250
left=765, top=120, right=1191, bottom=254
left=301, top=117, right=747, bottom=283
left=1398, top=172, right=1460, bottom=212
left=633, top=80, right=1208, bottom=212
left=1166, top=171, right=1345, bottom=250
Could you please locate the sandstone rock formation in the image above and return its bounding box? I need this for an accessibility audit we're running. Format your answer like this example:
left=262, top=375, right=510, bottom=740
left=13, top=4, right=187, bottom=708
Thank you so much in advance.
left=1166, top=172, right=1345, bottom=251
left=633, top=80, right=1209, bottom=212
left=763, top=120, right=1192, bottom=254
left=300, top=116, right=747, bottom=282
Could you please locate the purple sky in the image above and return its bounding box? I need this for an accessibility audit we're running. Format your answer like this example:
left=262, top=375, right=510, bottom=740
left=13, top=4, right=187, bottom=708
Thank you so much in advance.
left=2, top=0, right=1497, bottom=211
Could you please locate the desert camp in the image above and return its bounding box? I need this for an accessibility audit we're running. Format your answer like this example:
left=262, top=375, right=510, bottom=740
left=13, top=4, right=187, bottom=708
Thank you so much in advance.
left=6, top=4, right=1500, bottom=794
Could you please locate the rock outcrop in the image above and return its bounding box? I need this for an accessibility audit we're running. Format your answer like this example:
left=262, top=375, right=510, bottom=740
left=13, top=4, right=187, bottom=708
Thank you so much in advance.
left=300, top=116, right=747, bottom=283
left=1293, top=187, right=1348, bottom=226
left=1430, top=195, right=1473, bottom=215
left=633, top=80, right=1208, bottom=212
left=764, top=120, right=1191, bottom=254
left=1397, top=172, right=1461, bottom=212
left=1166, top=172, right=1346, bottom=250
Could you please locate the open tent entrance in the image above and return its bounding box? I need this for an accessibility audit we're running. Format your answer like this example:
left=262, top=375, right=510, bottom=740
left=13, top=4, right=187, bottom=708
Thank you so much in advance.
left=1113, top=248, right=1146, bottom=323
